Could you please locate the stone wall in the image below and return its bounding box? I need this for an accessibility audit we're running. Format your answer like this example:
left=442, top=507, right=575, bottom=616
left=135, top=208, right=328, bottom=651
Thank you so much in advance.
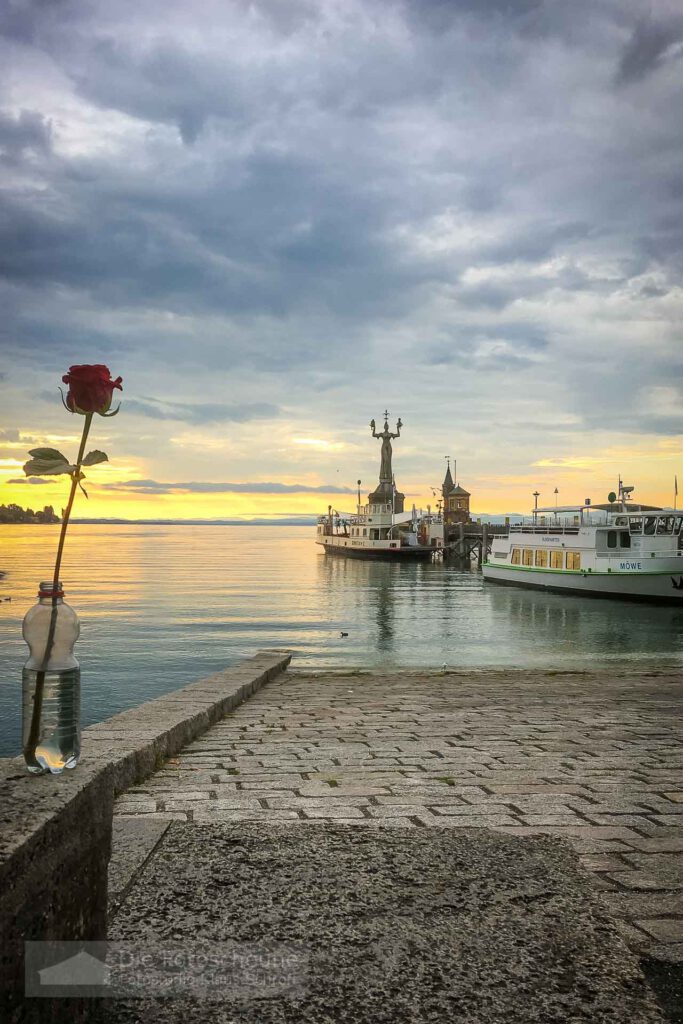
left=0, top=651, right=291, bottom=1023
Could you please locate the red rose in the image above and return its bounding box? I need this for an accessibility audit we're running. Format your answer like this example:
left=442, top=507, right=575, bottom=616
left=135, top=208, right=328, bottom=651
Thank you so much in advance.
left=62, top=364, right=123, bottom=415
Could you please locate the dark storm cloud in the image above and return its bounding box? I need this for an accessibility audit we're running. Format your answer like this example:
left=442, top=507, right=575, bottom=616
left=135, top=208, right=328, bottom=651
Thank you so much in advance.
left=616, top=16, right=683, bottom=85
left=101, top=479, right=354, bottom=495
left=0, top=109, right=51, bottom=163
left=422, top=320, right=550, bottom=368
left=124, top=398, right=280, bottom=424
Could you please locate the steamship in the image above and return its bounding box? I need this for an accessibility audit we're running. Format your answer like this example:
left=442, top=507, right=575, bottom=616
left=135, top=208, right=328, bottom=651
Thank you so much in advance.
left=315, top=414, right=443, bottom=560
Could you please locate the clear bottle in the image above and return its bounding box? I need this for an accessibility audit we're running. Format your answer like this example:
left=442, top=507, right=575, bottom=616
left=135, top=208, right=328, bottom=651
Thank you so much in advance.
left=22, top=581, right=81, bottom=774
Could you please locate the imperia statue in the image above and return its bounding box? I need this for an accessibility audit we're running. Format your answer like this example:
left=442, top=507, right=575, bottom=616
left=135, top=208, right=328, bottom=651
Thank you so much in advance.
left=370, top=412, right=402, bottom=485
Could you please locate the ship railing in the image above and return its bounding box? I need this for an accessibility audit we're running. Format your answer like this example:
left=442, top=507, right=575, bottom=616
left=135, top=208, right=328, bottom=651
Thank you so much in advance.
left=509, top=522, right=581, bottom=535
left=318, top=510, right=443, bottom=526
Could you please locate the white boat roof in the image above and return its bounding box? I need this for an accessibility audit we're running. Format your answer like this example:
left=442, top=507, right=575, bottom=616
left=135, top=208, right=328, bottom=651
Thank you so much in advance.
left=536, top=504, right=667, bottom=515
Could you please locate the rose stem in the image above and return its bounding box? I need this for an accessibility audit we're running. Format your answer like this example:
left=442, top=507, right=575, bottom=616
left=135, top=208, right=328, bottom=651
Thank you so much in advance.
left=24, top=412, right=93, bottom=766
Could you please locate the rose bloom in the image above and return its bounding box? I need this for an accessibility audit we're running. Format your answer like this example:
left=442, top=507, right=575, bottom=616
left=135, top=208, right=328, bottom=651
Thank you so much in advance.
left=62, top=364, right=123, bottom=415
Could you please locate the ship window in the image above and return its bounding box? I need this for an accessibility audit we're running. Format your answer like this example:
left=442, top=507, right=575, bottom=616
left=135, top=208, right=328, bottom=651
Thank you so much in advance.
left=657, top=517, right=673, bottom=534
left=629, top=518, right=643, bottom=535
left=620, top=532, right=630, bottom=548
left=511, top=548, right=521, bottom=565
left=363, top=528, right=367, bottom=537
left=370, top=529, right=379, bottom=540
left=674, top=517, right=683, bottom=535
left=535, top=549, right=548, bottom=567
left=566, top=551, right=581, bottom=570
left=644, top=517, right=657, bottom=535
left=550, top=550, right=563, bottom=569
left=522, top=548, right=534, bottom=566
left=607, top=531, right=617, bottom=548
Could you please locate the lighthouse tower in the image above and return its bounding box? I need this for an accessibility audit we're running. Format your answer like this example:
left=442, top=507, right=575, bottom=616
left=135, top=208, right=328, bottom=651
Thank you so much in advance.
left=442, top=459, right=471, bottom=526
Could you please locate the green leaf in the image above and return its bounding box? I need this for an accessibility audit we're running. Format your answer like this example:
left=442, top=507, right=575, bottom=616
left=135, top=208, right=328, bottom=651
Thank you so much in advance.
left=28, top=447, right=69, bottom=462
left=82, top=450, right=108, bottom=467
left=23, top=457, right=75, bottom=477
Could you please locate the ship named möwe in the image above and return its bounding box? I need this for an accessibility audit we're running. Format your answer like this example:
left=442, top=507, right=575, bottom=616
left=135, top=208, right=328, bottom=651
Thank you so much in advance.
left=483, top=482, right=683, bottom=603
left=316, top=414, right=443, bottom=560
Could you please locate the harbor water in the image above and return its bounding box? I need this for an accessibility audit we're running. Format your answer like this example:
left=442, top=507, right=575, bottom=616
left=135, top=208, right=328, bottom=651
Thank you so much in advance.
left=1, top=524, right=682, bottom=758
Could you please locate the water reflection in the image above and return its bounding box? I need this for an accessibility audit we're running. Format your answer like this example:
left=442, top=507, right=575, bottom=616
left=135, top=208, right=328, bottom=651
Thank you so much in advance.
left=0, top=525, right=681, bottom=756
left=492, top=584, right=683, bottom=663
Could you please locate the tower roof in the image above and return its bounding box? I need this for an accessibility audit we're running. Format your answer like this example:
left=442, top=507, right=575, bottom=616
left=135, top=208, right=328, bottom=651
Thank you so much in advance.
left=449, top=484, right=470, bottom=497
left=442, top=465, right=454, bottom=493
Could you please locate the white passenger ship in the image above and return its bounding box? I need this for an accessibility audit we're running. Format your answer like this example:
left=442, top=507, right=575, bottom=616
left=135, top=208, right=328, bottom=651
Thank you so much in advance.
left=316, top=413, right=444, bottom=560
left=482, top=484, right=683, bottom=603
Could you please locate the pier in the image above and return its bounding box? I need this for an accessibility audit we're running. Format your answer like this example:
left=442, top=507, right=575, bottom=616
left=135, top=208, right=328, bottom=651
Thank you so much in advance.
left=109, top=662, right=682, bottom=964
left=2, top=654, right=681, bottom=1021
left=444, top=521, right=509, bottom=565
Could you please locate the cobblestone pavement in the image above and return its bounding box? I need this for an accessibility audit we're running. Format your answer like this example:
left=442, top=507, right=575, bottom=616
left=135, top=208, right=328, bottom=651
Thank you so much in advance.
left=113, top=668, right=683, bottom=960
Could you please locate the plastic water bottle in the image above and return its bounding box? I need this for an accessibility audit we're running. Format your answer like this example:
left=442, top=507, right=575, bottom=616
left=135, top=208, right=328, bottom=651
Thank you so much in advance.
left=22, top=581, right=81, bottom=774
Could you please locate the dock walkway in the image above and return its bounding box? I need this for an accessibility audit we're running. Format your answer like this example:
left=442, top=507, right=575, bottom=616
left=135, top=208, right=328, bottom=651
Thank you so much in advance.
left=112, top=666, right=683, bottom=961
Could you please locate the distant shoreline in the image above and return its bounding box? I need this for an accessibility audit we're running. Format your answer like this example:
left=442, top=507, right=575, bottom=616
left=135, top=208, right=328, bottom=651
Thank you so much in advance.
left=0, top=514, right=521, bottom=526
left=0, top=518, right=317, bottom=527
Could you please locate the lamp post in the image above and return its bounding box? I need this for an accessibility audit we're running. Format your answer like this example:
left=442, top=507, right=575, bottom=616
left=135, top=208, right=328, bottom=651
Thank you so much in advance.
left=533, top=490, right=540, bottom=525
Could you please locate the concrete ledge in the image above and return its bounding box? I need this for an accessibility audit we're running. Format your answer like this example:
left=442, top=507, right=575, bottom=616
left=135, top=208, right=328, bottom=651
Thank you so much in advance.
left=82, top=649, right=292, bottom=794
left=0, top=650, right=291, bottom=1023
left=0, top=762, right=112, bottom=1024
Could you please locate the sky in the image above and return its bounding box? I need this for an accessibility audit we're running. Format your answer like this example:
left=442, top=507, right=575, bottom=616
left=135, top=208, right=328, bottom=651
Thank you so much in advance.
left=0, top=0, right=681, bottom=521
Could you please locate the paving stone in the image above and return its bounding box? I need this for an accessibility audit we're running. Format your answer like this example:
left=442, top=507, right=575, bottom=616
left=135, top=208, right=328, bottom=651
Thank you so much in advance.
left=637, top=919, right=683, bottom=943
left=108, top=818, right=170, bottom=910
left=607, top=871, right=683, bottom=891
left=601, top=892, right=683, bottom=918
left=521, top=814, right=589, bottom=827
left=114, top=799, right=158, bottom=813
left=264, top=796, right=371, bottom=810
left=301, top=805, right=368, bottom=819
left=580, top=855, right=631, bottom=873
left=192, top=809, right=301, bottom=822
left=628, top=837, right=683, bottom=853
left=586, top=814, right=662, bottom=831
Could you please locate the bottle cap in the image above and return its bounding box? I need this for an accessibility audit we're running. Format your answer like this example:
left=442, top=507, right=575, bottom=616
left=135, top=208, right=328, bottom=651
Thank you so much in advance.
left=38, top=581, right=64, bottom=598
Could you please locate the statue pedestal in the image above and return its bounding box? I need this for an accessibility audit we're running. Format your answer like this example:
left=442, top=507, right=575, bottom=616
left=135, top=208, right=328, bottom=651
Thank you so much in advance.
left=368, top=483, right=404, bottom=513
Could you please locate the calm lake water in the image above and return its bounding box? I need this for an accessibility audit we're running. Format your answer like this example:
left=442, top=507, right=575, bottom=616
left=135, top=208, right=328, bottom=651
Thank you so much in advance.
left=1, top=524, right=682, bottom=757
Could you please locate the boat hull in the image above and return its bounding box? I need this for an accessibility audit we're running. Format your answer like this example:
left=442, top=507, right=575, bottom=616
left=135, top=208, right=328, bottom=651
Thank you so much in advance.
left=317, top=540, right=434, bottom=561
left=483, top=563, right=683, bottom=604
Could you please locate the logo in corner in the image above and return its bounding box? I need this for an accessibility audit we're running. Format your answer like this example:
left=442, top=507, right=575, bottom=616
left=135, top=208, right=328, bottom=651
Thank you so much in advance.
left=38, top=951, right=111, bottom=987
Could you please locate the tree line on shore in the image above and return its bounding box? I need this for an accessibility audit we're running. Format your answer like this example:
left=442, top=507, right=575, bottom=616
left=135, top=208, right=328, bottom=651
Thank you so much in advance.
left=0, top=503, right=60, bottom=524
